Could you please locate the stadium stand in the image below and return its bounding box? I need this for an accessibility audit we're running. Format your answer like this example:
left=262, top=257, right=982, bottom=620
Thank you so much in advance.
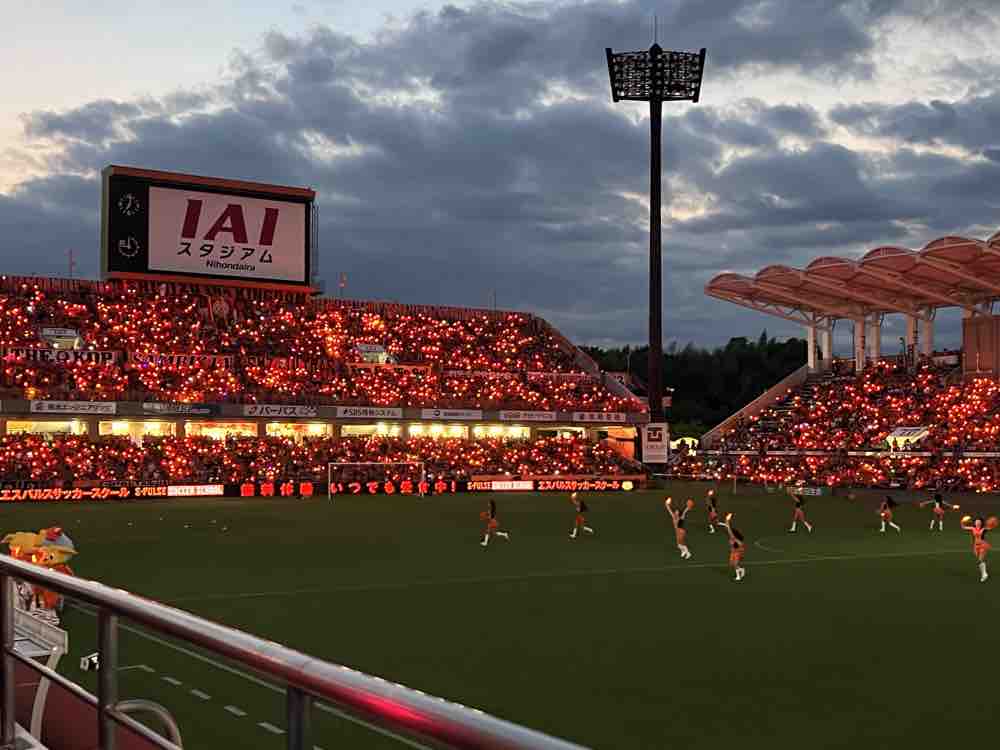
left=0, top=434, right=640, bottom=484
left=0, top=276, right=642, bottom=412
left=672, top=357, right=1000, bottom=492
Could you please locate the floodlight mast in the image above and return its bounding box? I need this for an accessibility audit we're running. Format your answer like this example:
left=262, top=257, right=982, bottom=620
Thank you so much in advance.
left=605, top=44, right=706, bottom=424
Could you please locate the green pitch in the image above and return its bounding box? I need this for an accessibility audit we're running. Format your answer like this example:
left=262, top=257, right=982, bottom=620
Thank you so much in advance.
left=4, top=483, right=999, bottom=750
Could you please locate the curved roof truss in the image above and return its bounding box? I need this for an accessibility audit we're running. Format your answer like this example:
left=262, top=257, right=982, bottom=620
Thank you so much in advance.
left=706, top=231, right=1000, bottom=326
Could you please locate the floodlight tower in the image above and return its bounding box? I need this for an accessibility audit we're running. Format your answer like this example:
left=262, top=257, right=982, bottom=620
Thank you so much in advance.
left=605, top=43, right=706, bottom=422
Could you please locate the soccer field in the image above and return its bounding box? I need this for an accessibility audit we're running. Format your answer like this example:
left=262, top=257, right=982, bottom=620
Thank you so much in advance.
left=4, top=483, right=999, bottom=750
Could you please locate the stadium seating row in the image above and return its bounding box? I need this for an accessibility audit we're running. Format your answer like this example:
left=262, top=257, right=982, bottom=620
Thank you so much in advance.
left=0, top=279, right=639, bottom=412
left=0, top=434, right=639, bottom=483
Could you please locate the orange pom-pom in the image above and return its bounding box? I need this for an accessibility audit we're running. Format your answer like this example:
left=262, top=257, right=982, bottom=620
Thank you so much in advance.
left=479, top=511, right=489, bottom=520
left=987, top=516, right=999, bottom=530
left=685, top=499, right=696, bottom=510
left=570, top=492, right=578, bottom=502
left=961, top=515, right=973, bottom=525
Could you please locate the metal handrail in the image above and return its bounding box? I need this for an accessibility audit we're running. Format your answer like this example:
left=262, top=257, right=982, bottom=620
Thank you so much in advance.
left=0, top=556, right=587, bottom=750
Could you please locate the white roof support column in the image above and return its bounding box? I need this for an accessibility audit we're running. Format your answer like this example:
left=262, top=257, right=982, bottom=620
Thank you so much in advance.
left=806, top=324, right=817, bottom=371
left=854, top=318, right=867, bottom=373
left=820, top=327, right=833, bottom=369
left=905, top=315, right=917, bottom=347
left=868, top=316, right=881, bottom=362
left=920, top=316, right=934, bottom=357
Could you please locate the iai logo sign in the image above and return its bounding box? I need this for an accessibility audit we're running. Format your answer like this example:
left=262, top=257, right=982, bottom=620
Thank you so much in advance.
left=642, top=422, right=670, bottom=463
left=148, top=187, right=307, bottom=283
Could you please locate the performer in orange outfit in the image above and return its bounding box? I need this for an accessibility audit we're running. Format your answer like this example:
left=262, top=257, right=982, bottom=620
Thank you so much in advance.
left=787, top=486, right=813, bottom=533
left=705, top=489, right=720, bottom=534
left=719, top=512, right=746, bottom=582
left=960, top=515, right=997, bottom=583
left=569, top=493, right=594, bottom=539
left=480, top=499, right=510, bottom=548
left=879, top=497, right=901, bottom=533
left=665, top=497, right=693, bottom=560
left=919, top=493, right=958, bottom=532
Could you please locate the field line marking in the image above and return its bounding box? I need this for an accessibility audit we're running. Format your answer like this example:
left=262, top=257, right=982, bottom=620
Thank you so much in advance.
left=224, top=705, right=247, bottom=717
left=162, top=676, right=182, bottom=686
left=190, top=689, right=212, bottom=700
left=258, top=722, right=285, bottom=735
left=753, top=537, right=786, bottom=553
left=69, top=605, right=435, bottom=750
left=168, top=546, right=968, bottom=602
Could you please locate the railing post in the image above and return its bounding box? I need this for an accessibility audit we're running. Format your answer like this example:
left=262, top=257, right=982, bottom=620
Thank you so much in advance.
left=98, top=611, right=119, bottom=750
left=286, top=687, right=311, bottom=750
left=0, top=575, right=14, bottom=750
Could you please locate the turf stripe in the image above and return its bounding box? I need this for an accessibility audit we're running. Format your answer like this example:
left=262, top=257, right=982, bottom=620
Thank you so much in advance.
left=167, top=546, right=967, bottom=602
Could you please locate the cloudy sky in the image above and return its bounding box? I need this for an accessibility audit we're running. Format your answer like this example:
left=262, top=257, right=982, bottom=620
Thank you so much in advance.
left=2, top=0, right=999, bottom=352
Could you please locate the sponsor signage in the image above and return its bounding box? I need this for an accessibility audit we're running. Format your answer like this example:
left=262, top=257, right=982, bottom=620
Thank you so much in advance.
left=102, top=165, right=314, bottom=288
left=238, top=480, right=316, bottom=498
left=242, top=404, right=319, bottom=418
left=791, top=486, right=825, bottom=497
left=642, top=423, right=670, bottom=463
left=166, top=484, right=225, bottom=497
left=1, top=348, right=120, bottom=365
left=0, top=483, right=223, bottom=502
left=443, top=370, right=516, bottom=380
left=335, top=406, right=404, bottom=419
left=498, top=410, right=557, bottom=422
left=142, top=402, right=219, bottom=416
left=30, top=401, right=117, bottom=415
left=573, top=411, right=628, bottom=423
left=466, top=480, right=535, bottom=491
left=355, top=344, right=386, bottom=354
left=129, top=352, right=235, bottom=369
left=535, top=478, right=635, bottom=492
left=39, top=327, right=79, bottom=339
left=420, top=408, right=483, bottom=421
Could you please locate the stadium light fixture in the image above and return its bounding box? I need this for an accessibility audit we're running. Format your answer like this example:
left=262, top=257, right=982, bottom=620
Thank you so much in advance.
left=605, top=43, right=706, bottom=426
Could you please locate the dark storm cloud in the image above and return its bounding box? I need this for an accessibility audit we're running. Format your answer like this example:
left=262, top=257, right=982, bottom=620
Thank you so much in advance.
left=3, top=0, right=998, bottom=350
left=831, top=91, right=1000, bottom=154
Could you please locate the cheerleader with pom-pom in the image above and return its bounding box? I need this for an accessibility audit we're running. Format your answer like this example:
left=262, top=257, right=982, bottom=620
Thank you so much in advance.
left=665, top=497, right=693, bottom=560
left=719, top=512, right=747, bottom=582
left=705, top=489, right=720, bottom=534
left=960, top=515, right=997, bottom=583
left=879, top=497, right=901, bottom=533
left=919, top=493, right=958, bottom=532
left=479, top=499, right=510, bottom=547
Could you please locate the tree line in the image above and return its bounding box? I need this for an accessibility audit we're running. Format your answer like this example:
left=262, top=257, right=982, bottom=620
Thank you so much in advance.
left=582, top=331, right=806, bottom=437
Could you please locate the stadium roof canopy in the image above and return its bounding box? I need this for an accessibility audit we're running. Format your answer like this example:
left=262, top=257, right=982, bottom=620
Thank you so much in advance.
left=705, top=230, right=1000, bottom=329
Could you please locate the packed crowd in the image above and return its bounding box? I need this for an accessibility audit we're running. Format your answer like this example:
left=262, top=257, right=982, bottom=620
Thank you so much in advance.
left=0, top=434, right=640, bottom=484
left=668, top=450, right=998, bottom=491
left=676, top=357, right=1000, bottom=491
left=0, top=278, right=639, bottom=412
left=717, top=361, right=995, bottom=452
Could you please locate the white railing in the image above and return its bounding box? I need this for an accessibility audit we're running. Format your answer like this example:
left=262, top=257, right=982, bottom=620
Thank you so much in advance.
left=700, top=364, right=810, bottom=449
left=0, top=556, right=588, bottom=750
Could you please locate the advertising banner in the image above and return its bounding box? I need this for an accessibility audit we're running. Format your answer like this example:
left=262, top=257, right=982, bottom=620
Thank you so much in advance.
left=498, top=410, right=557, bottom=422
left=335, top=406, right=404, bottom=419
left=572, top=411, right=628, bottom=423
left=1, top=348, right=120, bottom=365
left=30, top=401, right=117, bottom=415
left=147, top=186, right=306, bottom=283
left=142, top=402, right=219, bottom=416
left=128, top=352, right=235, bottom=369
left=242, top=404, right=318, bottom=418
left=419, top=408, right=483, bottom=421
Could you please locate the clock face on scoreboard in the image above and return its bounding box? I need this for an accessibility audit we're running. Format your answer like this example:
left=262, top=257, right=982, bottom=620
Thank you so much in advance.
left=118, top=192, right=141, bottom=217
